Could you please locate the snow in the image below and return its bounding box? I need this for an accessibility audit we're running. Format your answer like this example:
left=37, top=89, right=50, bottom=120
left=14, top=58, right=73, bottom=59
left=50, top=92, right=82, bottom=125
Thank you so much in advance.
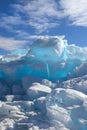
left=0, top=118, right=15, bottom=130
left=22, top=75, right=42, bottom=91
left=34, top=97, right=46, bottom=114
left=0, top=36, right=87, bottom=130
left=46, top=88, right=87, bottom=130
left=27, top=83, right=51, bottom=100
left=41, top=79, right=53, bottom=87
left=73, top=62, right=87, bottom=77
left=61, top=75, right=87, bottom=94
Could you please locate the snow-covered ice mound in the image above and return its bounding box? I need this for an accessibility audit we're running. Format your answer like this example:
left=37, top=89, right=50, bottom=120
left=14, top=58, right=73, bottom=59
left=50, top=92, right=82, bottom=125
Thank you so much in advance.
left=46, top=88, right=87, bottom=130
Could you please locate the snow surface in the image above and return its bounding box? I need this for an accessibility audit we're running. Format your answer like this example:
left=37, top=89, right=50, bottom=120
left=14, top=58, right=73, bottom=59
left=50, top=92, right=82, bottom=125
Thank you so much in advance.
left=0, top=36, right=87, bottom=130
left=46, top=88, right=87, bottom=130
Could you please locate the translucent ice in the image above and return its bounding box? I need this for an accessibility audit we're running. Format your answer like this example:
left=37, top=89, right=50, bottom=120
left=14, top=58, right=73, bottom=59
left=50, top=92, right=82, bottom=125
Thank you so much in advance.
left=0, top=36, right=87, bottom=83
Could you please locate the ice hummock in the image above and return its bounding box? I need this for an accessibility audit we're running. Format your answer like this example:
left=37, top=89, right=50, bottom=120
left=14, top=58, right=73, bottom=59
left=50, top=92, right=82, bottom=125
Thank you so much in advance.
left=0, top=36, right=87, bottom=83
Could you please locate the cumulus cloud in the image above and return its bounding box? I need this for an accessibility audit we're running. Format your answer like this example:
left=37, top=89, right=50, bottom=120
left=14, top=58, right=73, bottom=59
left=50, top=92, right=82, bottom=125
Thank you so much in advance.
left=0, top=36, right=26, bottom=51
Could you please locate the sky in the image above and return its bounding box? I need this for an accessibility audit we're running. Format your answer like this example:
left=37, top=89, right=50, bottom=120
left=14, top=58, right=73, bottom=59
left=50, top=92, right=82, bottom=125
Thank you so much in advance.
left=0, top=0, right=87, bottom=54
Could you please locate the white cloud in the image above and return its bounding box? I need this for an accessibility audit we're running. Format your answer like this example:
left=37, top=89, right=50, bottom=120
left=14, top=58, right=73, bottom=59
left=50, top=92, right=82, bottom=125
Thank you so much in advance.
left=0, top=0, right=87, bottom=52
left=10, top=0, right=87, bottom=28
left=0, top=36, right=26, bottom=51
left=27, top=35, right=65, bottom=39
left=0, top=0, right=87, bottom=38
left=60, top=0, right=87, bottom=26
left=0, top=15, right=22, bottom=25
left=9, top=0, right=62, bottom=33
left=0, top=14, right=25, bottom=32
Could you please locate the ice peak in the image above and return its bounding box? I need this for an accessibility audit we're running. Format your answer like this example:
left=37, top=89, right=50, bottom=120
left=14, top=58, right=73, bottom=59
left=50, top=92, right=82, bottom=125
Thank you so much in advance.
left=32, top=35, right=67, bottom=47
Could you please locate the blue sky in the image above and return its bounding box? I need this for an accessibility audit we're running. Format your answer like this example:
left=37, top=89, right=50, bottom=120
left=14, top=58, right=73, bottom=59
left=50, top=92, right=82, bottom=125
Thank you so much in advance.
left=0, top=0, right=87, bottom=53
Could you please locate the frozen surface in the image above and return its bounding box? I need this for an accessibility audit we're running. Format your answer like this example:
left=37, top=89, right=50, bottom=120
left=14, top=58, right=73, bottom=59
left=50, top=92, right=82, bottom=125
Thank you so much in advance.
left=0, top=36, right=87, bottom=130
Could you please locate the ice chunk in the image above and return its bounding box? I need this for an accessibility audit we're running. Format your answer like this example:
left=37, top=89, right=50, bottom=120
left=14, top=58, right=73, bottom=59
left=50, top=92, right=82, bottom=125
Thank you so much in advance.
left=61, top=75, right=87, bottom=94
left=0, top=36, right=87, bottom=82
left=46, top=88, right=87, bottom=130
left=28, top=36, right=68, bottom=62
left=0, top=118, right=15, bottom=130
left=22, top=75, right=42, bottom=91
left=27, top=83, right=51, bottom=100
left=34, top=97, right=46, bottom=114
left=74, top=62, right=87, bottom=77
left=41, top=79, right=52, bottom=87
left=0, top=101, right=21, bottom=117
left=0, top=54, right=23, bottom=63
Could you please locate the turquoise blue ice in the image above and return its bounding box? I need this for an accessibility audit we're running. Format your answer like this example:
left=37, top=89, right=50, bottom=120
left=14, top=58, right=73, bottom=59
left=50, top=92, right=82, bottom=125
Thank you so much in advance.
left=0, top=36, right=87, bottom=83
